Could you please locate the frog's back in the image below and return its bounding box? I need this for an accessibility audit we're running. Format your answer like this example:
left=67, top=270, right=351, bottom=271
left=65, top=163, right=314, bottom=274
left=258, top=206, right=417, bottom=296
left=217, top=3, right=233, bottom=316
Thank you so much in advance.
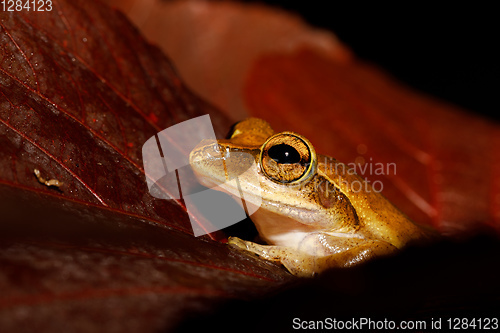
left=317, top=156, right=431, bottom=248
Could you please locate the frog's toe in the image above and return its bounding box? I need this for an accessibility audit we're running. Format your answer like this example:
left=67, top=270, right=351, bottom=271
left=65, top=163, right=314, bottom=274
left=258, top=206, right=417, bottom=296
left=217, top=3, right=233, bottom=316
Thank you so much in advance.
left=228, top=237, right=265, bottom=259
left=227, top=236, right=249, bottom=250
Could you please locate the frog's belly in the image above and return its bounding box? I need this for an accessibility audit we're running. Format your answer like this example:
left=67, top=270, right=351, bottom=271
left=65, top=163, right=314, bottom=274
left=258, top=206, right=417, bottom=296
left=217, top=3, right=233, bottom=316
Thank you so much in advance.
left=251, top=208, right=372, bottom=257
left=251, top=209, right=317, bottom=245
left=266, top=231, right=312, bottom=248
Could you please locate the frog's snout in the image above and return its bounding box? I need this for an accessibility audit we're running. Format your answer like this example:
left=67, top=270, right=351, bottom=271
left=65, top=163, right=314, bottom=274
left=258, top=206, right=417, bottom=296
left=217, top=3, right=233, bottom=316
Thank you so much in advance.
left=189, top=139, right=222, bottom=164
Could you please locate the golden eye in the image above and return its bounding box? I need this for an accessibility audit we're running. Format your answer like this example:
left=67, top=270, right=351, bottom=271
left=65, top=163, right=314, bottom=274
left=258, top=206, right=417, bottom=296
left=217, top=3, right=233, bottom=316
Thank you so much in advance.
left=259, top=132, right=317, bottom=184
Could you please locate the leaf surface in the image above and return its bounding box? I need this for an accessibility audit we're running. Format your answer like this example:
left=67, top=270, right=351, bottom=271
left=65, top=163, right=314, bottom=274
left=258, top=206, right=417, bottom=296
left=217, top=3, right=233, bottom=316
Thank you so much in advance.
left=0, top=1, right=292, bottom=331
left=244, top=50, right=500, bottom=235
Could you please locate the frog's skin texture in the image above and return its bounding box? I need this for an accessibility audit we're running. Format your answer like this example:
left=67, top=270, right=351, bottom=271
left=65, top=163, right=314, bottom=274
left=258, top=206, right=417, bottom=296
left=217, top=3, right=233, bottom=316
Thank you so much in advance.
left=189, top=118, right=431, bottom=277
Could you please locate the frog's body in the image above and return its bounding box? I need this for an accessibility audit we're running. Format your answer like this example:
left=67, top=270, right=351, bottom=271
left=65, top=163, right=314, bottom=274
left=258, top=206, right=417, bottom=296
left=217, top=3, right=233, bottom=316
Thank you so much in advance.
left=189, top=118, right=431, bottom=277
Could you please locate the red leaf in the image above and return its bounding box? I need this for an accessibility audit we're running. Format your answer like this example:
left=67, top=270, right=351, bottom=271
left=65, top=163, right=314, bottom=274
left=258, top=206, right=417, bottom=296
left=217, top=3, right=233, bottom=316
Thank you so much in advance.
left=2, top=0, right=499, bottom=329
left=103, top=0, right=352, bottom=121
left=0, top=1, right=292, bottom=331
left=244, top=50, right=500, bottom=235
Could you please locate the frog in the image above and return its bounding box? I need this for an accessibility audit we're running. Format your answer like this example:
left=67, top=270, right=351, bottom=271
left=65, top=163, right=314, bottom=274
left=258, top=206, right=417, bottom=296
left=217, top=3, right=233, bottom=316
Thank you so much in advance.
left=189, top=118, right=432, bottom=277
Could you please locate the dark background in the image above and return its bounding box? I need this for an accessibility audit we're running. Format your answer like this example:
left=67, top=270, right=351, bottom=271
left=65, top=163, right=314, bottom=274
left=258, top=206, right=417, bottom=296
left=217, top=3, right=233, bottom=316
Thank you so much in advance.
left=242, top=1, right=499, bottom=122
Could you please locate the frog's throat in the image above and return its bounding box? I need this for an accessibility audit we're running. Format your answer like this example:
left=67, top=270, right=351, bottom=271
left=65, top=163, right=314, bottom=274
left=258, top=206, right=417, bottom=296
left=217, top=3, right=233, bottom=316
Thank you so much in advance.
left=217, top=179, right=358, bottom=234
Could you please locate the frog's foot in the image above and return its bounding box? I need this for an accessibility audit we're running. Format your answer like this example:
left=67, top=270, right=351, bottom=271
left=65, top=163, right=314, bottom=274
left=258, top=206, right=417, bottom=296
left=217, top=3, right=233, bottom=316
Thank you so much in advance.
left=228, top=236, right=397, bottom=278
left=313, top=240, right=397, bottom=270
left=228, top=236, right=322, bottom=276
left=228, top=236, right=282, bottom=261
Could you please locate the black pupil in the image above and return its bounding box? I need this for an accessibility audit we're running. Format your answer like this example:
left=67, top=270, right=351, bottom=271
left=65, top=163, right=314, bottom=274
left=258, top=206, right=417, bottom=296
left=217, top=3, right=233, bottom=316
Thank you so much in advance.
left=268, top=144, right=301, bottom=164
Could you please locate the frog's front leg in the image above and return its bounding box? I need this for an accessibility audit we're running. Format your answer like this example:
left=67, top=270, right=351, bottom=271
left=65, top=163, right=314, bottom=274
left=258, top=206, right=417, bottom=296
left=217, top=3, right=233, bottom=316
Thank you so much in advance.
left=228, top=236, right=318, bottom=276
left=228, top=236, right=397, bottom=277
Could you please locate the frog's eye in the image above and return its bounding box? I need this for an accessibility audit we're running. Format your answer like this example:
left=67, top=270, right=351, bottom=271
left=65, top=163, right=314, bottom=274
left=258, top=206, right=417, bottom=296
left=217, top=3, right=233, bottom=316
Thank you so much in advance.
left=260, top=132, right=317, bottom=184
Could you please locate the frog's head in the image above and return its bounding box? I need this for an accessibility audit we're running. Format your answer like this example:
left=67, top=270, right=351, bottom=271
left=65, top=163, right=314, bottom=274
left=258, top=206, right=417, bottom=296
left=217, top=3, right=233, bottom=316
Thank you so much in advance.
left=189, top=118, right=430, bottom=250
